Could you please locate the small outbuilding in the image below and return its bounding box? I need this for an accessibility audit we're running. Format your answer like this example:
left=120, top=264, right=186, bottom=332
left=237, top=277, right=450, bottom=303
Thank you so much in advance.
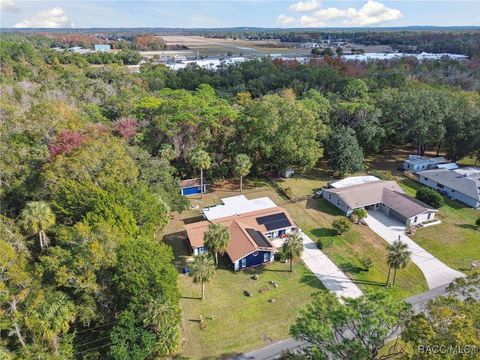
left=94, top=44, right=111, bottom=52
left=402, top=155, right=448, bottom=173
left=180, top=178, right=208, bottom=196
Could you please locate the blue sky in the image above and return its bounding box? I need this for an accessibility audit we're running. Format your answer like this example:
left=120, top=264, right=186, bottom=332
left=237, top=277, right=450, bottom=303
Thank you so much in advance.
left=1, top=0, right=479, bottom=28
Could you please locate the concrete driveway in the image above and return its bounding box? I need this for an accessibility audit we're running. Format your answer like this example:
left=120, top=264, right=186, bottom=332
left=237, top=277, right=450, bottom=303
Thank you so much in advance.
left=272, top=232, right=363, bottom=299
left=365, top=210, right=465, bottom=289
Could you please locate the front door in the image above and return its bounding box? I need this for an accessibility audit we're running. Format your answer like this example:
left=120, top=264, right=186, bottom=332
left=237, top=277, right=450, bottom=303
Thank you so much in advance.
left=241, top=258, right=247, bottom=268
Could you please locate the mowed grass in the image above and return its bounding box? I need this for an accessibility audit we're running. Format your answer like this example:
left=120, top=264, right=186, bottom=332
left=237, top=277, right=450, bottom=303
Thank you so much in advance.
left=178, top=262, right=321, bottom=359
left=276, top=168, right=333, bottom=198
left=399, top=178, right=480, bottom=274
left=161, top=178, right=429, bottom=358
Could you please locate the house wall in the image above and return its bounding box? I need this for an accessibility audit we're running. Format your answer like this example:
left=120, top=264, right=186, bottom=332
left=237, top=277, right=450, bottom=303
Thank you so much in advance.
left=323, top=191, right=352, bottom=215
left=265, top=226, right=294, bottom=239
left=233, top=251, right=274, bottom=271
left=193, top=246, right=208, bottom=256
left=418, top=176, right=479, bottom=208
left=406, top=211, right=436, bottom=227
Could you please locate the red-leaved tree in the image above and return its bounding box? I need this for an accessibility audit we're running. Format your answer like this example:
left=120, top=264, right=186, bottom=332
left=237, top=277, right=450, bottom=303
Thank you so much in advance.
left=48, top=129, right=84, bottom=160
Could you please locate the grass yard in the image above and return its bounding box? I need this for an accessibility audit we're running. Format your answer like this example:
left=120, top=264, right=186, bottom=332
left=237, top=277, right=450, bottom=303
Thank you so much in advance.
left=178, top=262, right=321, bottom=359
left=161, top=177, right=431, bottom=358
left=399, top=178, right=480, bottom=274
left=276, top=168, right=333, bottom=198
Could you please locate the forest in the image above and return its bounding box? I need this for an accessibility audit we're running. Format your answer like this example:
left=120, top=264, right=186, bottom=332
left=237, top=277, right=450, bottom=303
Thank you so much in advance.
left=1, top=34, right=480, bottom=359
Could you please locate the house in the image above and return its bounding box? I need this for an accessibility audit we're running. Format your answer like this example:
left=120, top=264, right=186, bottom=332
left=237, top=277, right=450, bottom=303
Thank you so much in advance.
left=94, top=44, right=111, bottom=52
left=323, top=180, right=438, bottom=227
left=185, top=195, right=297, bottom=270
left=180, top=178, right=208, bottom=196
left=417, top=167, right=480, bottom=208
left=402, top=155, right=449, bottom=173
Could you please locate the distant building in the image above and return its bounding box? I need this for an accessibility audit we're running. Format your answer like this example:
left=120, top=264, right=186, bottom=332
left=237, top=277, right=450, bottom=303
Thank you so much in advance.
left=403, top=155, right=449, bottom=173
left=94, top=44, right=111, bottom=52
left=173, top=55, right=187, bottom=62
left=299, top=42, right=319, bottom=49
left=323, top=180, right=437, bottom=227
left=68, top=47, right=91, bottom=54
left=417, top=167, right=480, bottom=208
left=185, top=195, right=297, bottom=270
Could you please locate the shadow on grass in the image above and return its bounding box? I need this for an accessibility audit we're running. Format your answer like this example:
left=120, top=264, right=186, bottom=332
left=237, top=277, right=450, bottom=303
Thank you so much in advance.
left=340, top=262, right=365, bottom=274
left=201, top=352, right=245, bottom=360
left=183, top=215, right=205, bottom=225
left=162, top=231, right=191, bottom=271
left=311, top=227, right=337, bottom=238
left=300, top=272, right=326, bottom=290
left=351, top=279, right=387, bottom=287
left=455, top=223, right=478, bottom=230
left=306, top=198, right=343, bottom=216
left=182, top=295, right=202, bottom=300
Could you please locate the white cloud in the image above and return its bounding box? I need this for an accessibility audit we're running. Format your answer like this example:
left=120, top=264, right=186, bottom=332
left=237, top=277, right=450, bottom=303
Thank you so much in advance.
left=313, top=1, right=403, bottom=26
left=289, top=0, right=321, bottom=12
left=299, top=15, right=326, bottom=27
left=277, top=14, right=297, bottom=26
left=14, top=7, right=73, bottom=28
left=0, top=0, right=20, bottom=13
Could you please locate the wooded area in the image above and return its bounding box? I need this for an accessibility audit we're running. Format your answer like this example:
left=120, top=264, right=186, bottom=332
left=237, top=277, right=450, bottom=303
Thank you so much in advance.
left=1, top=33, right=479, bottom=359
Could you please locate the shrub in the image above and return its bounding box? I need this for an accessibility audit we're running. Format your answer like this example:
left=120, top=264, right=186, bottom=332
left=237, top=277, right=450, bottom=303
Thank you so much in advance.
left=318, top=238, right=333, bottom=249
left=416, top=187, right=445, bottom=208
left=361, top=257, right=374, bottom=271
left=332, top=217, right=352, bottom=235
left=476, top=217, right=480, bottom=229
left=350, top=214, right=359, bottom=224
left=353, top=208, right=368, bottom=219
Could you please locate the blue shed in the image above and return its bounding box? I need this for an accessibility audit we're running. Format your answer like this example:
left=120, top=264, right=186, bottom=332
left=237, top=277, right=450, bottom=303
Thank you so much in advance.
left=180, top=178, right=208, bottom=196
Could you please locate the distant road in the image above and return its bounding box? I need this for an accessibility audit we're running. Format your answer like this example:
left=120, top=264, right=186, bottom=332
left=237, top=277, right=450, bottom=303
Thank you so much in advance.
left=229, top=284, right=451, bottom=360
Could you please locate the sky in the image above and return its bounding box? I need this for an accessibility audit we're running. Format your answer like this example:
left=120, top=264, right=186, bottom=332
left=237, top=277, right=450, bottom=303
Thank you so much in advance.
left=0, top=0, right=479, bottom=28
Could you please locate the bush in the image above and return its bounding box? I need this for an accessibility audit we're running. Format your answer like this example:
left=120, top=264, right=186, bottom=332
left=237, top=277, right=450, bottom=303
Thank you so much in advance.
left=318, top=238, right=333, bottom=249
left=416, top=187, right=445, bottom=208
left=350, top=214, right=359, bottom=224
left=353, top=208, right=368, bottom=219
left=332, top=217, right=352, bottom=235
left=361, top=257, right=374, bottom=271
left=476, top=217, right=480, bottom=229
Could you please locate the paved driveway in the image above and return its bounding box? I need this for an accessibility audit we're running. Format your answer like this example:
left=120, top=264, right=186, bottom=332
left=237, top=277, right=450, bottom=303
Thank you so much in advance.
left=365, top=210, right=465, bottom=289
left=272, top=232, right=363, bottom=299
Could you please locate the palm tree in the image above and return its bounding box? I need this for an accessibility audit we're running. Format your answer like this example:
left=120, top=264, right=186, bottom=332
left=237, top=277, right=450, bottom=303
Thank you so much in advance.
left=282, top=232, right=304, bottom=272
left=20, top=201, right=56, bottom=250
left=234, top=153, right=252, bottom=193
left=188, top=149, right=211, bottom=199
left=204, top=223, right=230, bottom=265
left=190, top=254, right=216, bottom=300
left=386, top=239, right=412, bottom=286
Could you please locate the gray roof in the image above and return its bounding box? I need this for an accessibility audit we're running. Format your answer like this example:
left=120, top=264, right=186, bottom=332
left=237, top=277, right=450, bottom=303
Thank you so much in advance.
left=418, top=169, right=480, bottom=201
left=382, top=188, right=437, bottom=218
left=325, top=180, right=435, bottom=218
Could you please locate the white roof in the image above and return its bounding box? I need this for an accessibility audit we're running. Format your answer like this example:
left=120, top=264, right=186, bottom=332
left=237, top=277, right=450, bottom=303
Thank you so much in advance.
left=329, top=176, right=381, bottom=189
left=454, top=167, right=480, bottom=176
left=405, top=155, right=447, bottom=165
left=202, top=195, right=277, bottom=221
left=436, top=163, right=458, bottom=170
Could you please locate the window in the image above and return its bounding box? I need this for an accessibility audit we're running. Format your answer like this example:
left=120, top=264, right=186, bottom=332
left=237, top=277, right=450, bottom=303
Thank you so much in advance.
left=414, top=216, right=418, bottom=223
left=329, top=194, right=331, bottom=200
left=428, top=213, right=432, bottom=219
left=252, top=251, right=259, bottom=257
left=241, top=258, right=246, bottom=268
left=437, top=183, right=444, bottom=189
left=264, top=252, right=270, bottom=262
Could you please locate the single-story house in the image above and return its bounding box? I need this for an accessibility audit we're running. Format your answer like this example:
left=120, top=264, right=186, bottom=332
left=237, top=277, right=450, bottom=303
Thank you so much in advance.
left=403, top=155, right=448, bottom=173
left=323, top=180, right=438, bottom=227
left=180, top=178, right=208, bottom=196
left=417, top=167, right=480, bottom=208
left=94, top=44, right=111, bottom=52
left=185, top=195, right=297, bottom=271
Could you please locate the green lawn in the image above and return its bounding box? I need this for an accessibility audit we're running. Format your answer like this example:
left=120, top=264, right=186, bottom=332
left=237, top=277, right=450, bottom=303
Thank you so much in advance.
left=161, top=178, right=431, bottom=358
left=168, top=233, right=323, bottom=359
left=276, top=168, right=333, bottom=198
left=399, top=178, right=480, bottom=274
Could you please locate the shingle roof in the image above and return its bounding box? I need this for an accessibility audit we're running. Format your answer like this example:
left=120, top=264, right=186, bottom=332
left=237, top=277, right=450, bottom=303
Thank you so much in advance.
left=324, top=180, right=436, bottom=218
left=184, top=206, right=295, bottom=262
left=382, top=188, right=437, bottom=218
left=419, top=169, right=480, bottom=201
left=325, top=181, right=403, bottom=209
left=180, top=178, right=207, bottom=188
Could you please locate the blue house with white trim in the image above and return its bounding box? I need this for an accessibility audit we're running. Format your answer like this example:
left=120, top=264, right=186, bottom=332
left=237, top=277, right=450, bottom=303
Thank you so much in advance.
left=184, top=196, right=297, bottom=271
left=180, top=178, right=208, bottom=196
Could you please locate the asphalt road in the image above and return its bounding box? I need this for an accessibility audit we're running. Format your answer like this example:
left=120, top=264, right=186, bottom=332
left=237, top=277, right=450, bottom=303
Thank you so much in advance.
left=229, top=284, right=451, bottom=360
